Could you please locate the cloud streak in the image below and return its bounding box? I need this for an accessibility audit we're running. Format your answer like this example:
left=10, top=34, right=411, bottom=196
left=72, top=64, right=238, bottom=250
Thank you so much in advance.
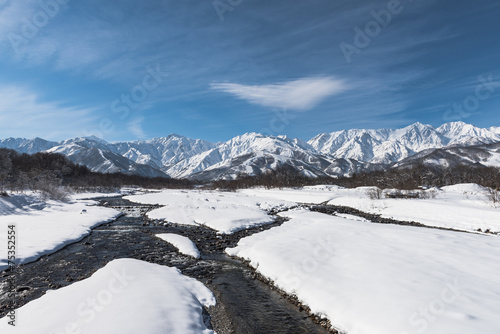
left=127, top=117, right=147, bottom=139
left=211, top=77, right=348, bottom=111
left=0, top=85, right=100, bottom=140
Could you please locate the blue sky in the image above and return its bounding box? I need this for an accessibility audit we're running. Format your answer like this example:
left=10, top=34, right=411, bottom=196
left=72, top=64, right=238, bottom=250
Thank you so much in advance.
left=0, top=0, right=499, bottom=142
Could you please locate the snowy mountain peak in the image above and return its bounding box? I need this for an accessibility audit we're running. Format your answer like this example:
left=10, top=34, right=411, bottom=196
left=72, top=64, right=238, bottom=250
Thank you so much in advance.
left=437, top=122, right=500, bottom=146
left=82, top=135, right=109, bottom=144
left=0, top=137, right=58, bottom=154
left=1, top=121, right=499, bottom=180
left=438, top=121, right=483, bottom=136
left=309, top=121, right=500, bottom=164
left=403, top=121, right=429, bottom=130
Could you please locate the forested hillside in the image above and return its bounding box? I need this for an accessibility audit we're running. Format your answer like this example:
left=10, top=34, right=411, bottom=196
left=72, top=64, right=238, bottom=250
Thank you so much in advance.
left=0, top=148, right=192, bottom=198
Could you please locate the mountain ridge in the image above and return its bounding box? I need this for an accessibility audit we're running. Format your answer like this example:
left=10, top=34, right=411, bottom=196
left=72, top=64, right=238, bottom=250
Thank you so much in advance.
left=1, top=121, right=499, bottom=180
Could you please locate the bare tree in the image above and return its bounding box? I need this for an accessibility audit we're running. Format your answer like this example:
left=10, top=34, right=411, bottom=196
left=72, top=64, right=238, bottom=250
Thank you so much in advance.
left=418, top=189, right=438, bottom=199
left=0, top=150, right=12, bottom=192
left=366, top=187, right=383, bottom=200
left=485, top=187, right=500, bottom=208
left=13, top=172, right=29, bottom=193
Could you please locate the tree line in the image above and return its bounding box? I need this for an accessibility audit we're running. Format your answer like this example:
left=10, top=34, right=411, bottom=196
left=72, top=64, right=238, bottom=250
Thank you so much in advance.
left=0, top=148, right=193, bottom=199
left=209, top=163, right=500, bottom=191
left=1, top=148, right=499, bottom=198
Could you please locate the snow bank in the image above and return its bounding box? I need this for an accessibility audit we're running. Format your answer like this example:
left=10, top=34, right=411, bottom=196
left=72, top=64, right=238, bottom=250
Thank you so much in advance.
left=69, top=187, right=146, bottom=200
left=240, top=186, right=341, bottom=204
left=0, top=194, right=120, bottom=271
left=156, top=233, right=200, bottom=258
left=0, top=193, right=46, bottom=215
left=70, top=192, right=122, bottom=200
left=440, top=183, right=486, bottom=193
left=126, top=190, right=293, bottom=234
left=327, top=184, right=500, bottom=233
left=241, top=184, right=499, bottom=233
left=227, top=209, right=500, bottom=334
left=0, top=259, right=215, bottom=334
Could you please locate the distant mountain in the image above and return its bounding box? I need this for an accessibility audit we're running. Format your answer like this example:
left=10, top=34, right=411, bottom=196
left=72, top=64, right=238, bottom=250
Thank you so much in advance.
left=0, top=137, right=58, bottom=154
left=165, top=133, right=349, bottom=179
left=393, top=141, right=500, bottom=170
left=1, top=121, right=499, bottom=180
left=309, top=121, right=500, bottom=164
left=0, top=135, right=216, bottom=178
left=46, top=138, right=167, bottom=178
left=112, top=135, right=218, bottom=171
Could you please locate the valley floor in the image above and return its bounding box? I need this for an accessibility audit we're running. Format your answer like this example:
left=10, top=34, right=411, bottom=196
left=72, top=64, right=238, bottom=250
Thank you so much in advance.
left=0, top=184, right=499, bottom=333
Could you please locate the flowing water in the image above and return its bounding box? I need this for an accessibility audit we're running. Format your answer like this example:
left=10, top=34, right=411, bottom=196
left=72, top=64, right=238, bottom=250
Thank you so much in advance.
left=0, top=196, right=332, bottom=334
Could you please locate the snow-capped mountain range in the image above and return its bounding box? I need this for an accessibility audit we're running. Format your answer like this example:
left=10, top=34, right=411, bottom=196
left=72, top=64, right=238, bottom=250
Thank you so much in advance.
left=310, top=122, right=500, bottom=164
left=1, top=122, right=499, bottom=180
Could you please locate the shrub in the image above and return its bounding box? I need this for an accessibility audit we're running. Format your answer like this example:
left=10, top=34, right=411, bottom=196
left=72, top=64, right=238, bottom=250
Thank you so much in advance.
left=385, top=189, right=420, bottom=199
left=485, top=187, right=500, bottom=207
left=366, top=187, right=383, bottom=200
left=418, top=189, right=437, bottom=199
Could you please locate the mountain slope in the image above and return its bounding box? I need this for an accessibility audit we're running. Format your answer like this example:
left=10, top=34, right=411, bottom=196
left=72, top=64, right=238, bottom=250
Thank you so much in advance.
left=309, top=121, right=500, bottom=164
left=0, top=135, right=215, bottom=178
left=0, top=137, right=58, bottom=154
left=1, top=121, right=499, bottom=180
left=394, top=141, right=500, bottom=169
left=112, top=135, right=217, bottom=170
left=165, top=133, right=383, bottom=180
left=165, top=133, right=325, bottom=179
left=46, top=139, right=168, bottom=177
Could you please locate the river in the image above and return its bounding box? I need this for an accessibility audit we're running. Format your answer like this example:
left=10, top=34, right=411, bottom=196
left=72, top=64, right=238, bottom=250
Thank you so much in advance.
left=0, top=196, right=334, bottom=334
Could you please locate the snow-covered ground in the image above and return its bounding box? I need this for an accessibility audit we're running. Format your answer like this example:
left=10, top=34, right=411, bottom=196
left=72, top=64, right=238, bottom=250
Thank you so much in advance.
left=326, top=184, right=500, bottom=233
left=125, top=190, right=294, bottom=234
left=156, top=233, right=200, bottom=258
left=69, top=187, right=147, bottom=200
left=240, top=185, right=343, bottom=204
left=2, top=184, right=498, bottom=333
left=241, top=183, right=500, bottom=233
left=227, top=209, right=500, bottom=334
left=70, top=191, right=123, bottom=200
left=0, top=259, right=215, bottom=334
left=0, top=193, right=120, bottom=271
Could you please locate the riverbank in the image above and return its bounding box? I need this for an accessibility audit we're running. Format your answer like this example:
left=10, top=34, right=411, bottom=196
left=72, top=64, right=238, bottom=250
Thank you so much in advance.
left=0, top=196, right=331, bottom=333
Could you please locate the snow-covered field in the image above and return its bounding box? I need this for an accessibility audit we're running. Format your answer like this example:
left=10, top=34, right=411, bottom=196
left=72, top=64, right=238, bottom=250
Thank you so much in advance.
left=240, top=185, right=343, bottom=204
left=326, top=184, right=500, bottom=233
left=69, top=187, right=147, bottom=200
left=70, top=191, right=123, bottom=200
left=227, top=209, right=500, bottom=334
left=2, top=184, right=498, bottom=333
left=241, top=183, right=500, bottom=233
left=156, top=233, right=200, bottom=258
left=125, top=190, right=294, bottom=234
left=0, top=259, right=215, bottom=334
left=0, top=193, right=120, bottom=271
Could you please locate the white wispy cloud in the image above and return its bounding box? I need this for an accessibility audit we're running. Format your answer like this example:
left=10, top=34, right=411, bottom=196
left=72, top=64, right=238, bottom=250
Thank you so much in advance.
left=0, top=85, right=100, bottom=140
left=210, top=77, right=348, bottom=111
left=127, top=116, right=147, bottom=139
